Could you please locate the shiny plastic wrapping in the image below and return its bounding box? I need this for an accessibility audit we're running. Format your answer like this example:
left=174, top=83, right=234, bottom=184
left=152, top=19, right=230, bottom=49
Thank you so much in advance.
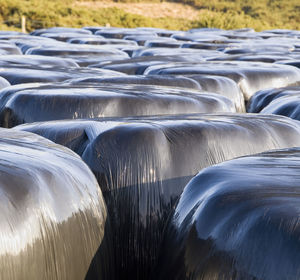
left=11, top=35, right=86, bottom=54
left=144, top=61, right=300, bottom=101
left=67, top=75, right=202, bottom=90
left=0, top=128, right=107, bottom=280
left=260, top=95, right=300, bottom=120
left=0, top=41, right=22, bottom=55
left=0, top=26, right=300, bottom=279
left=94, top=28, right=157, bottom=39
left=94, top=55, right=205, bottom=75
left=40, top=32, right=100, bottom=42
left=30, top=27, right=92, bottom=36
left=0, top=66, right=124, bottom=85
left=0, top=55, right=79, bottom=68
left=211, top=52, right=300, bottom=64
left=144, top=39, right=183, bottom=48
left=247, top=86, right=300, bottom=113
left=16, top=113, right=300, bottom=279
left=247, top=86, right=300, bottom=121
left=159, top=147, right=300, bottom=280
left=0, top=77, right=10, bottom=90
left=0, top=83, right=234, bottom=128
left=185, top=74, right=245, bottom=112
left=131, top=48, right=223, bottom=59
left=67, top=75, right=245, bottom=112
left=25, top=45, right=129, bottom=67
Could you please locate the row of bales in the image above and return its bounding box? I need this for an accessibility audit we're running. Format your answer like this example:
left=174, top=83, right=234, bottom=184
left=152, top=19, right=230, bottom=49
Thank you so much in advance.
left=0, top=26, right=299, bottom=279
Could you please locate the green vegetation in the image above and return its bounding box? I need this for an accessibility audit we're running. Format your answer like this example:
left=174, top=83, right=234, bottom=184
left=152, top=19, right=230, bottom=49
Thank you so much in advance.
left=175, top=0, right=300, bottom=30
left=0, top=0, right=299, bottom=32
left=0, top=0, right=193, bottom=31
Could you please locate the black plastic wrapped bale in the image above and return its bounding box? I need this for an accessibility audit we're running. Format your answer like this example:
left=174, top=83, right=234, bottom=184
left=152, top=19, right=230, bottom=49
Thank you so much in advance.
left=0, top=55, right=79, bottom=68
left=186, top=74, right=245, bottom=112
left=9, top=35, right=63, bottom=54
left=144, top=61, right=300, bottom=101
left=277, top=60, right=300, bottom=69
left=247, top=86, right=300, bottom=113
left=39, top=32, right=101, bottom=42
left=159, top=147, right=300, bottom=280
left=260, top=96, right=300, bottom=121
left=68, top=37, right=137, bottom=46
left=95, top=55, right=205, bottom=75
left=0, top=41, right=22, bottom=55
left=171, top=32, right=229, bottom=42
left=30, top=27, right=92, bottom=36
left=67, top=75, right=245, bottom=112
left=0, top=128, right=107, bottom=280
left=180, top=35, right=242, bottom=50
left=25, top=44, right=129, bottom=66
left=85, top=26, right=178, bottom=37
left=67, top=75, right=202, bottom=90
left=247, top=86, right=300, bottom=120
left=124, top=35, right=159, bottom=46
left=15, top=113, right=300, bottom=280
left=0, top=77, right=10, bottom=90
left=210, top=53, right=300, bottom=63
left=132, top=48, right=223, bottom=60
left=144, top=39, right=184, bottom=48
left=0, top=83, right=234, bottom=128
left=0, top=66, right=124, bottom=85
left=94, top=28, right=157, bottom=39
left=221, top=43, right=296, bottom=55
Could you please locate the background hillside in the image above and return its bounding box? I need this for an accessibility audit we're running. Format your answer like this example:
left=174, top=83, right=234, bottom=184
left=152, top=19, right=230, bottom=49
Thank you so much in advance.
left=0, top=0, right=299, bottom=32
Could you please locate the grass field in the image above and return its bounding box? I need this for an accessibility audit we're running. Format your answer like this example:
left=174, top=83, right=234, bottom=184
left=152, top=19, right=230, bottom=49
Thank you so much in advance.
left=0, top=0, right=299, bottom=32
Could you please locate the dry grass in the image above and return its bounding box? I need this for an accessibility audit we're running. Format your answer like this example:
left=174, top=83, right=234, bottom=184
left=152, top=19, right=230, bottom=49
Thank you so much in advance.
left=74, top=1, right=200, bottom=20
